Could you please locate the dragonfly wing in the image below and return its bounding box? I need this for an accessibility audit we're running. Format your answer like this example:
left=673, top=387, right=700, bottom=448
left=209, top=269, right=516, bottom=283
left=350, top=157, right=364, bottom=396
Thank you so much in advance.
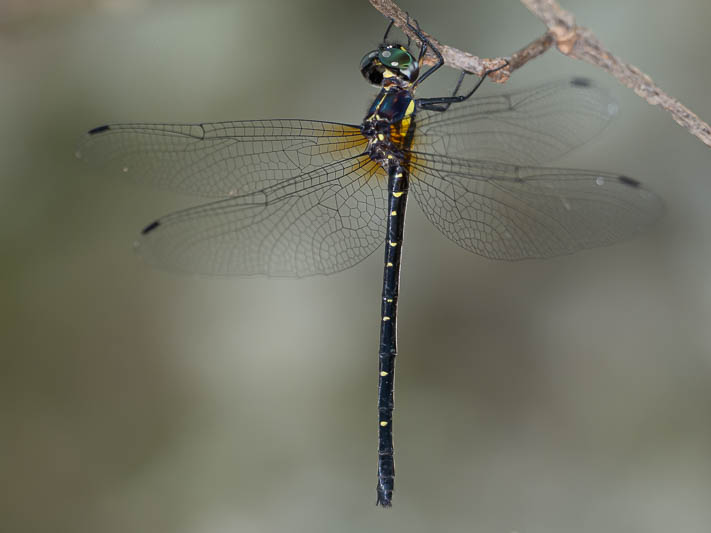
left=414, top=78, right=618, bottom=166
left=77, top=120, right=368, bottom=198
left=409, top=152, right=663, bottom=260
left=136, top=155, right=387, bottom=277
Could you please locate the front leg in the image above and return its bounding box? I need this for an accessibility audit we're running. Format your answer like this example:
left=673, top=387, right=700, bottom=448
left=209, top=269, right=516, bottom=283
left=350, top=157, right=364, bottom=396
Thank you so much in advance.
left=406, top=18, right=444, bottom=89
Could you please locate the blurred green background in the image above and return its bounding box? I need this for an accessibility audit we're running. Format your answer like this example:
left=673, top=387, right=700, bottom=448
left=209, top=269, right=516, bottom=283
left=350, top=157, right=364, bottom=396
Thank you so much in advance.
left=3, top=1, right=711, bottom=532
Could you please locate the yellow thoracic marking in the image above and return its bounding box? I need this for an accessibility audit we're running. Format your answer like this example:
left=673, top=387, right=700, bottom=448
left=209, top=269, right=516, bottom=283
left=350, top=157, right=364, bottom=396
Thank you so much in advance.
left=394, top=172, right=403, bottom=178
left=387, top=154, right=393, bottom=159
left=382, top=316, right=391, bottom=322
left=380, top=421, right=388, bottom=427
left=380, top=371, right=388, bottom=376
left=392, top=191, right=404, bottom=198
left=405, top=98, right=416, bottom=117
left=390, top=210, right=397, bottom=216
left=389, top=241, right=398, bottom=247
left=377, top=133, right=385, bottom=141
left=386, top=262, right=393, bottom=267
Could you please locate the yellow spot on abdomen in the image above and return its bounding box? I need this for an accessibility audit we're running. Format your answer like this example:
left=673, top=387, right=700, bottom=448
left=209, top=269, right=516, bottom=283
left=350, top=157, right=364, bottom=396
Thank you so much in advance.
left=386, top=262, right=393, bottom=267
left=389, top=241, right=398, bottom=247
left=390, top=210, right=397, bottom=216
left=380, top=371, right=388, bottom=376
left=392, top=191, right=404, bottom=198
left=380, top=421, right=388, bottom=427
left=383, top=316, right=391, bottom=321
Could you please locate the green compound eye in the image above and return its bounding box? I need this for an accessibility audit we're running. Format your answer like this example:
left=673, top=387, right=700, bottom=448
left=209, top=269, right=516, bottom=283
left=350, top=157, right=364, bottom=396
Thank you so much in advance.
left=378, top=48, right=412, bottom=70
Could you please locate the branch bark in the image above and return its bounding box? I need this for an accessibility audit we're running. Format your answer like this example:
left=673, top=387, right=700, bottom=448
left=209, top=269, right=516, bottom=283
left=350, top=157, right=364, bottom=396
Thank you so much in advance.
left=368, top=0, right=711, bottom=148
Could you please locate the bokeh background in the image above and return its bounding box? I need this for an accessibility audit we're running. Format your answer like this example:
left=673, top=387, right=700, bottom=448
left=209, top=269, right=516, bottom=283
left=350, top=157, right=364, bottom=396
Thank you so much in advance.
left=3, top=1, right=711, bottom=532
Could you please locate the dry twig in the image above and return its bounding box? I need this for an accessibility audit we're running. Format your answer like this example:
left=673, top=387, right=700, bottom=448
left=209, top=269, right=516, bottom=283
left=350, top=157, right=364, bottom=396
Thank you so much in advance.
left=368, top=0, right=552, bottom=82
left=369, top=0, right=711, bottom=148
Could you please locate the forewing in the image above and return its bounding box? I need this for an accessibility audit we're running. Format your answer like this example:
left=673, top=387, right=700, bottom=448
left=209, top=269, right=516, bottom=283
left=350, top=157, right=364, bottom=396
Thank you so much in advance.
left=409, top=153, right=663, bottom=260
left=77, top=120, right=368, bottom=197
left=414, top=79, right=618, bottom=165
left=136, top=155, right=388, bottom=277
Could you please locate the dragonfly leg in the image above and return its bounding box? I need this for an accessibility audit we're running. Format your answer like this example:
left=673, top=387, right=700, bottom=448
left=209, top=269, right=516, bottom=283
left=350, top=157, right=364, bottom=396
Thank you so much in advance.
left=418, top=71, right=467, bottom=113
left=416, top=61, right=509, bottom=111
left=401, top=13, right=411, bottom=49
left=407, top=18, right=444, bottom=89
left=383, top=18, right=395, bottom=43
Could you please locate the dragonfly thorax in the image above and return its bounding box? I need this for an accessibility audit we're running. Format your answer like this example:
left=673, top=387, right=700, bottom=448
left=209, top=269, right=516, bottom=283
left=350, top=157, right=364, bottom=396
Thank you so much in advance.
left=361, top=85, right=416, bottom=168
left=362, top=120, right=404, bottom=168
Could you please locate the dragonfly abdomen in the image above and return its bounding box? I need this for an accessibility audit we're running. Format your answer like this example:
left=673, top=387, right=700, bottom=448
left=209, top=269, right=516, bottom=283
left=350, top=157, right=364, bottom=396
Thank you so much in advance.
left=372, top=82, right=418, bottom=505
left=376, top=161, right=410, bottom=507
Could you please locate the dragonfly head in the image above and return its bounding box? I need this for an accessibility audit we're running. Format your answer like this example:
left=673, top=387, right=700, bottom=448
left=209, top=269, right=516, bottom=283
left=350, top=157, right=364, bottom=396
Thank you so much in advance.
left=360, top=45, right=419, bottom=87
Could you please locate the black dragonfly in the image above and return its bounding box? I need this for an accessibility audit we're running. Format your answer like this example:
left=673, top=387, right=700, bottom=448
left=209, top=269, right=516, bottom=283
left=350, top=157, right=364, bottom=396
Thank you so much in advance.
left=76, top=20, right=662, bottom=507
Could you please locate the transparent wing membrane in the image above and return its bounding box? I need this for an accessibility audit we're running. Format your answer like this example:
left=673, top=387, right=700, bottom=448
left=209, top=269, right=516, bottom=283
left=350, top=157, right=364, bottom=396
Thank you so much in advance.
left=78, top=78, right=661, bottom=275
left=77, top=120, right=367, bottom=197
left=135, top=155, right=388, bottom=277
left=409, top=152, right=663, bottom=260
left=414, top=79, right=618, bottom=166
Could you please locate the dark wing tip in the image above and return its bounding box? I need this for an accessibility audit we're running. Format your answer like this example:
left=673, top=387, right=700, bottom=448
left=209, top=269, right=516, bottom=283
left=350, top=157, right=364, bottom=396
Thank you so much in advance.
left=618, top=175, right=641, bottom=188
left=141, top=220, right=161, bottom=235
left=88, top=124, right=111, bottom=135
left=570, top=77, right=592, bottom=88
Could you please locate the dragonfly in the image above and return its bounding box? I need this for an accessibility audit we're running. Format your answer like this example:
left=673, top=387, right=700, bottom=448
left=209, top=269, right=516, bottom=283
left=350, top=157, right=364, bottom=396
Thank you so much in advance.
left=76, top=19, right=662, bottom=507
